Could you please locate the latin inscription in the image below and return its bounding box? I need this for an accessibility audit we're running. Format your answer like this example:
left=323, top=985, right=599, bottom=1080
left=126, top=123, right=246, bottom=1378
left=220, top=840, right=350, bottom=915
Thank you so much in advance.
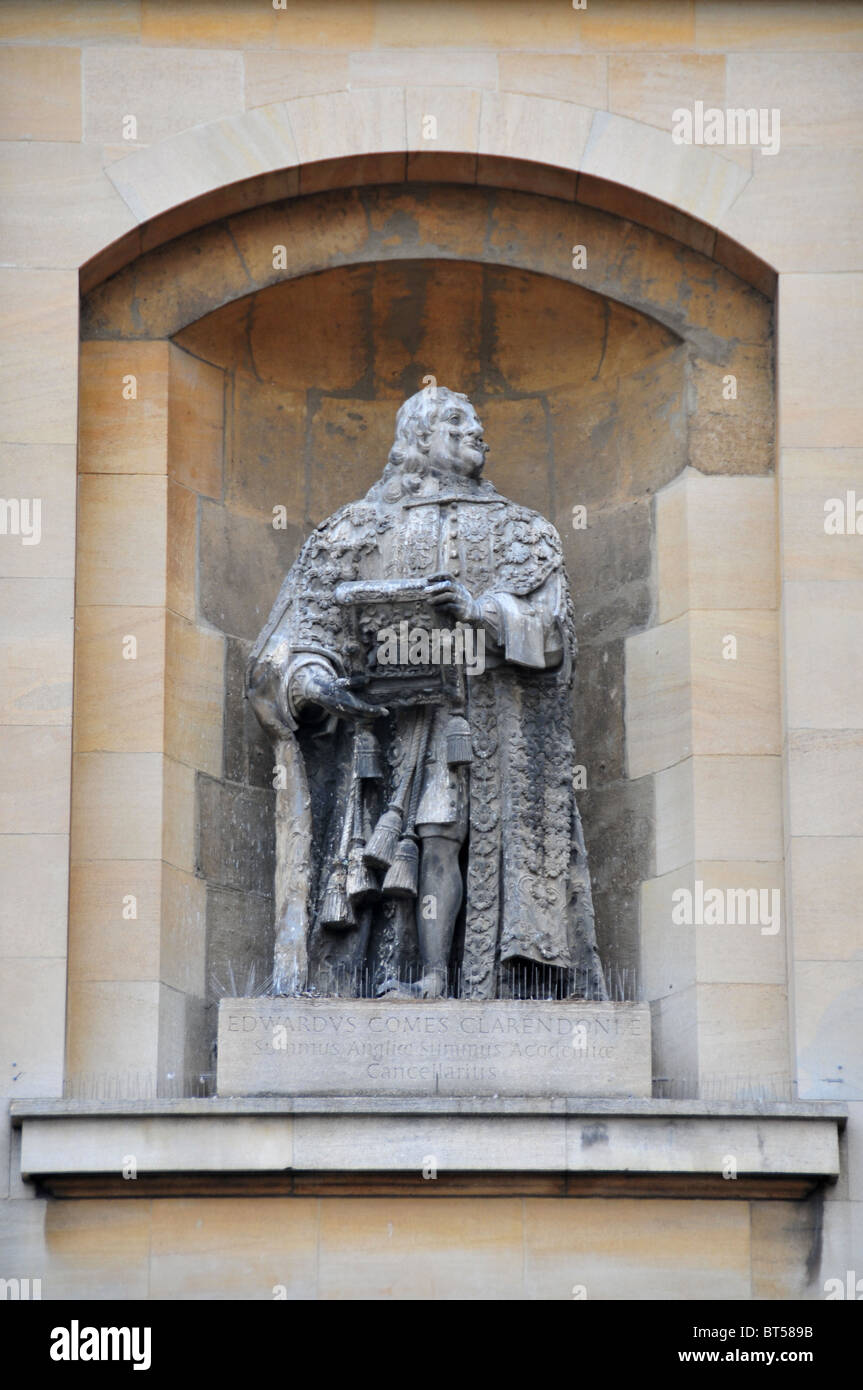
left=217, top=1000, right=652, bottom=1098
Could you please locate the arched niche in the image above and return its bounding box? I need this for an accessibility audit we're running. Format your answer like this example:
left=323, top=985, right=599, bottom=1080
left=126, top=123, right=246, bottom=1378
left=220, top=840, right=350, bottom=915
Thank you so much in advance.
left=70, top=177, right=778, bottom=1100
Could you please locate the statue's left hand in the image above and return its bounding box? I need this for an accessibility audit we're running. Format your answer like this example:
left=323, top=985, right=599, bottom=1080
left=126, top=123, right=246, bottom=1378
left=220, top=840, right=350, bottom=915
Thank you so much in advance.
left=426, top=573, right=480, bottom=623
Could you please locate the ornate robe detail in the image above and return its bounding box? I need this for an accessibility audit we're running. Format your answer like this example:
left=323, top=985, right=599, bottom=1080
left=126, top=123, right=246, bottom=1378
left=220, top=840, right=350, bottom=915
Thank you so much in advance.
left=248, top=471, right=606, bottom=1000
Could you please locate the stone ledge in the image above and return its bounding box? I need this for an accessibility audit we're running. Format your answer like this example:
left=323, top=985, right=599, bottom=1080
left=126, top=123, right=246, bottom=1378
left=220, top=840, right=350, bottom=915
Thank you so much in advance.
left=11, top=1098, right=844, bottom=1200
left=10, top=1097, right=847, bottom=1118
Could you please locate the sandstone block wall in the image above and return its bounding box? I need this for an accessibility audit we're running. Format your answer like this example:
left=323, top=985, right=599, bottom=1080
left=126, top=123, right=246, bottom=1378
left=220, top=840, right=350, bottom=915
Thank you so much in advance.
left=1, top=0, right=860, bottom=1299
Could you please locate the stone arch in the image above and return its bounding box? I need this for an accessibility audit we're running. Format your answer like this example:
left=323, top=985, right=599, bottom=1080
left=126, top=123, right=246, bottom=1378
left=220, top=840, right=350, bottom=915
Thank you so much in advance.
left=69, top=105, right=780, bottom=1101
left=81, top=92, right=775, bottom=299
left=83, top=179, right=772, bottom=353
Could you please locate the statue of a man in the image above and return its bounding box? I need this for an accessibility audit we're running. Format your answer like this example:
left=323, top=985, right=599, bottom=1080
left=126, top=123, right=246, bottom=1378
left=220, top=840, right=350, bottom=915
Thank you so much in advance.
left=247, top=387, right=606, bottom=1001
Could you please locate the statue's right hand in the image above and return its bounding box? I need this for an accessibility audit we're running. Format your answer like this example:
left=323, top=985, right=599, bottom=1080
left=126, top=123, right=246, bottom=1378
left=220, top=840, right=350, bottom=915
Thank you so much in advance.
left=290, top=663, right=384, bottom=722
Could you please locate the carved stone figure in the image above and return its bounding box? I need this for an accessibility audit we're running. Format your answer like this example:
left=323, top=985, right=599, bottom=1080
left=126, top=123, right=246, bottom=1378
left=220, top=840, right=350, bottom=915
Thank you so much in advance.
left=247, top=387, right=606, bottom=1001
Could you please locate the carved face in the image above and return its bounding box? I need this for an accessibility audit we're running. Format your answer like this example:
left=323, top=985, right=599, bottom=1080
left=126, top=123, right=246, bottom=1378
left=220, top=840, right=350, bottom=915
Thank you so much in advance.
left=425, top=399, right=488, bottom=477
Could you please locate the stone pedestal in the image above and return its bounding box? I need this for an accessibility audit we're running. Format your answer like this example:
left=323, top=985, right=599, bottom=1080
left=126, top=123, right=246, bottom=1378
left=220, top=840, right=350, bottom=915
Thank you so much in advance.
left=216, top=997, right=652, bottom=1099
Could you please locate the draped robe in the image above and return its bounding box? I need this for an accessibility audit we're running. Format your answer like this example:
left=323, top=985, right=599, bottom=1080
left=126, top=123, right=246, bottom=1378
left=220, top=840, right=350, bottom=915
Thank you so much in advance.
left=247, top=469, right=606, bottom=1001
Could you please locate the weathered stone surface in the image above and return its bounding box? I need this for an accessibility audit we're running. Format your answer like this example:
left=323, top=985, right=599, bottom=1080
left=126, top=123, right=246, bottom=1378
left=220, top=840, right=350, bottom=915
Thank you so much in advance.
left=82, top=223, right=253, bottom=341
left=197, top=775, right=275, bottom=897
left=217, top=998, right=652, bottom=1099
left=565, top=501, right=653, bottom=645
left=479, top=396, right=552, bottom=516
left=223, top=636, right=273, bottom=791
left=81, top=184, right=772, bottom=354
left=688, top=343, right=775, bottom=475
left=575, top=638, right=627, bottom=783
left=580, top=777, right=654, bottom=980
left=16, top=1096, right=841, bottom=1181
left=306, top=395, right=398, bottom=521
left=372, top=259, right=484, bottom=398
left=566, top=500, right=653, bottom=607
left=227, top=375, right=305, bottom=522
left=206, top=883, right=274, bottom=994
left=198, top=500, right=302, bottom=641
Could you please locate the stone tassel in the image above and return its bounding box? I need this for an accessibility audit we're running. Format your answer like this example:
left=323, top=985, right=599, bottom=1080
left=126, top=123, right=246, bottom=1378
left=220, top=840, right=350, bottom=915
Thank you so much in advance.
left=318, top=858, right=355, bottom=930
left=383, top=706, right=433, bottom=900
left=445, top=712, right=472, bottom=766
left=346, top=790, right=380, bottom=907
left=364, top=708, right=424, bottom=870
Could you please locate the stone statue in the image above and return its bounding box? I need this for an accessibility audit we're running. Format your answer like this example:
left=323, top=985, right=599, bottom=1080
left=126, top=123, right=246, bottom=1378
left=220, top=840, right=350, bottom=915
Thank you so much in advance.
left=247, top=386, right=606, bottom=1002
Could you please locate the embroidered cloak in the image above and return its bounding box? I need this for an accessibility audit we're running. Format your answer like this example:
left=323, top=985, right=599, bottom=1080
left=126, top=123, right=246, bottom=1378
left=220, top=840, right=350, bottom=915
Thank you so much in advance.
left=247, top=470, right=606, bottom=1001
